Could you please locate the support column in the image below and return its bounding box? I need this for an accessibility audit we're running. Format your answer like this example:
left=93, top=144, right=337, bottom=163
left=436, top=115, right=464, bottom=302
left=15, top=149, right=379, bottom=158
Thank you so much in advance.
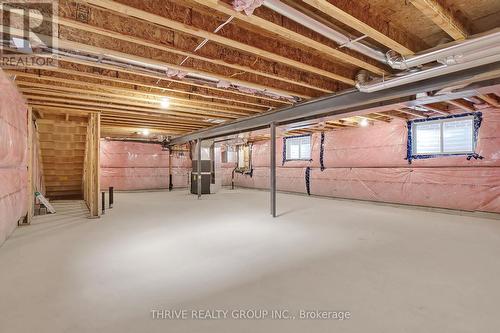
left=270, top=122, right=276, bottom=217
left=197, top=138, right=202, bottom=199
left=168, top=148, right=173, bottom=191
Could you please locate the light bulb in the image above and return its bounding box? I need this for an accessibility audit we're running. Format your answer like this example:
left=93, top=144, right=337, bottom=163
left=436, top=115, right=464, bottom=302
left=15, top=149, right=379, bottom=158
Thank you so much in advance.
left=360, top=118, right=369, bottom=127
left=160, top=97, right=170, bottom=109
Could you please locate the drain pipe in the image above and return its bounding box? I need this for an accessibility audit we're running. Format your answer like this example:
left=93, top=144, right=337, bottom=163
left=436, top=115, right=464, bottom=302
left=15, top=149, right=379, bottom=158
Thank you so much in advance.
left=262, top=0, right=387, bottom=64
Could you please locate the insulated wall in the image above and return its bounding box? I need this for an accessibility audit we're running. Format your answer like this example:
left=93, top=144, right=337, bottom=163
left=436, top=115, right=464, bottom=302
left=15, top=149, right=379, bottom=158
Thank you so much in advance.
left=225, top=107, right=500, bottom=213
left=100, top=140, right=190, bottom=191
left=0, top=69, right=28, bottom=245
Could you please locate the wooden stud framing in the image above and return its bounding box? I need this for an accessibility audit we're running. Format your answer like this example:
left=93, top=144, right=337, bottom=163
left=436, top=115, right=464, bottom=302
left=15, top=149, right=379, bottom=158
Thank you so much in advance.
left=27, top=107, right=34, bottom=224
left=83, top=113, right=101, bottom=218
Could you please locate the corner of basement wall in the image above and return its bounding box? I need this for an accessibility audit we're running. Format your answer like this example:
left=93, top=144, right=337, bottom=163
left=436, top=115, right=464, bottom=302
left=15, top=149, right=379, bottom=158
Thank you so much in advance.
left=99, top=139, right=192, bottom=191
left=224, top=111, right=500, bottom=213
left=0, top=69, right=29, bottom=246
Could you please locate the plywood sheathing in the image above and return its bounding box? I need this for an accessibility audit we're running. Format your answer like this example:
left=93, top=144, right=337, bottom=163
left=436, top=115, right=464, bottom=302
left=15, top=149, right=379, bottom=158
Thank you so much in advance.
left=299, top=0, right=429, bottom=54
left=61, top=0, right=359, bottom=93
left=409, top=0, right=469, bottom=40
left=187, top=0, right=386, bottom=74
left=349, top=0, right=473, bottom=48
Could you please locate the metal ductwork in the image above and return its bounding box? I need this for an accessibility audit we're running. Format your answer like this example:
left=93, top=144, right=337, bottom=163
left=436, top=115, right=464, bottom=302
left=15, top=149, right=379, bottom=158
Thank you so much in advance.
left=357, top=29, right=500, bottom=93
left=385, top=29, right=500, bottom=70
left=262, top=0, right=387, bottom=64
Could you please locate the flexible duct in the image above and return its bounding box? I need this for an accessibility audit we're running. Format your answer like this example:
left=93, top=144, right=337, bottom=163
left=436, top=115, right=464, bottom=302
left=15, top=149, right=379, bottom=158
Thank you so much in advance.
left=262, top=0, right=387, bottom=64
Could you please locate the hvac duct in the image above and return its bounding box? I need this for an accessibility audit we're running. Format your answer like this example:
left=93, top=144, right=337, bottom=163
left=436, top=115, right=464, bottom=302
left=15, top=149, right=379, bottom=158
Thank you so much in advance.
left=262, top=0, right=387, bottom=64
left=356, top=43, right=500, bottom=93
left=386, top=29, right=500, bottom=70
left=264, top=1, right=499, bottom=75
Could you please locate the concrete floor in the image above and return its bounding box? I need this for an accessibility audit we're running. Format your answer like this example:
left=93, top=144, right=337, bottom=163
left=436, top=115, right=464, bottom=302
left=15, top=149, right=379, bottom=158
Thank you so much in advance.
left=1, top=189, right=499, bottom=333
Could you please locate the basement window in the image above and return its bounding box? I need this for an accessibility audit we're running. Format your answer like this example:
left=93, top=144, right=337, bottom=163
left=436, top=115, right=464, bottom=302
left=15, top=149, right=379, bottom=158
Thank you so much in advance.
left=284, top=135, right=311, bottom=161
left=407, top=112, right=482, bottom=163
left=221, top=146, right=236, bottom=163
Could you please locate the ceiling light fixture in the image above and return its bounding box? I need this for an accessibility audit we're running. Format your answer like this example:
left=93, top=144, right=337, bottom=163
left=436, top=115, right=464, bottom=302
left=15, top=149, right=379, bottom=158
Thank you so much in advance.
left=360, top=118, right=369, bottom=127
left=142, top=129, right=150, bottom=136
left=160, top=97, right=170, bottom=109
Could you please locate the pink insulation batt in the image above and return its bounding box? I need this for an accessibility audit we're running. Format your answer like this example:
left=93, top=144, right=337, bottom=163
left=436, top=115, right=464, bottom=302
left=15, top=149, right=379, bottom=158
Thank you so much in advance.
left=100, top=140, right=191, bottom=191
left=225, top=108, right=500, bottom=213
left=0, top=69, right=28, bottom=245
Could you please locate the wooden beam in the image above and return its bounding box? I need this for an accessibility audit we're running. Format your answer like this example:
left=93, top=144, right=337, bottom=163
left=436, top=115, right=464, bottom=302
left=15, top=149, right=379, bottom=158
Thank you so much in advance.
left=409, top=0, right=468, bottom=40
left=83, top=0, right=356, bottom=85
left=58, top=17, right=337, bottom=93
left=31, top=57, right=291, bottom=105
left=189, top=0, right=386, bottom=75
left=22, top=93, right=248, bottom=119
left=100, top=125, right=183, bottom=135
left=29, top=103, right=223, bottom=124
left=14, top=75, right=265, bottom=113
left=302, top=0, right=415, bottom=55
left=4, top=24, right=309, bottom=99
left=477, top=94, right=500, bottom=107
left=422, top=104, right=449, bottom=115
left=53, top=37, right=308, bottom=99
left=6, top=67, right=284, bottom=108
left=17, top=80, right=262, bottom=114
left=395, top=108, right=427, bottom=118
left=447, top=99, right=476, bottom=112
left=27, top=107, right=34, bottom=224
left=84, top=113, right=100, bottom=218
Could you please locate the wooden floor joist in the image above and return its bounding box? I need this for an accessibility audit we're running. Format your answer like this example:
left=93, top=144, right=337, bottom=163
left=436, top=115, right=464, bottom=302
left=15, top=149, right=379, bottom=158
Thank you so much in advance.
left=58, top=17, right=337, bottom=93
left=188, top=0, right=387, bottom=76
left=29, top=102, right=234, bottom=122
left=20, top=90, right=254, bottom=117
left=15, top=80, right=265, bottom=114
left=24, top=95, right=243, bottom=121
left=82, top=0, right=357, bottom=85
left=302, top=0, right=416, bottom=55
left=409, top=0, right=468, bottom=40
left=5, top=68, right=285, bottom=109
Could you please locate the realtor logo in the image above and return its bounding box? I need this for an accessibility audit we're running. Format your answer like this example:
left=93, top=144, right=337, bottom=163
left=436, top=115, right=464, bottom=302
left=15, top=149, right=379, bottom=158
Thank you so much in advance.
left=0, top=0, right=58, bottom=68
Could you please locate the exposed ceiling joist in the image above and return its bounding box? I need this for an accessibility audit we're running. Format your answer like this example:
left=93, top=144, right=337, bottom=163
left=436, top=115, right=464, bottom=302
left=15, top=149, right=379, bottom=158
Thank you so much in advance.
left=58, top=17, right=335, bottom=93
left=5, top=67, right=285, bottom=108
left=20, top=88, right=254, bottom=117
left=24, top=95, right=240, bottom=120
left=188, top=0, right=386, bottom=75
left=169, top=63, right=500, bottom=144
left=16, top=79, right=265, bottom=114
left=83, top=0, right=355, bottom=85
left=302, top=0, right=416, bottom=55
left=409, top=0, right=468, bottom=40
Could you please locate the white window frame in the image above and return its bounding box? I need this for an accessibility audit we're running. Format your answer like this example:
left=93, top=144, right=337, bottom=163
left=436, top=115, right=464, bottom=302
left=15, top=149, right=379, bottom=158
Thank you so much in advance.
left=411, top=115, right=476, bottom=156
left=285, top=135, right=312, bottom=161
